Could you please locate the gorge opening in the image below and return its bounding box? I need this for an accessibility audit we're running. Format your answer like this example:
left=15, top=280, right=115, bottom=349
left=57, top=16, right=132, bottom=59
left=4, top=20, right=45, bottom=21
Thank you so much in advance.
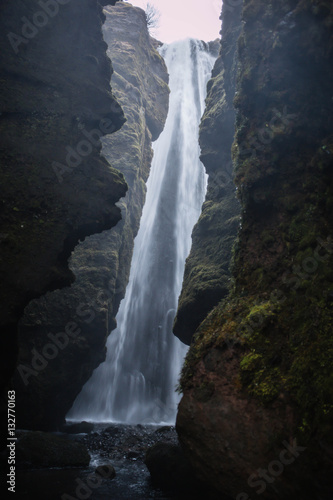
left=67, top=38, right=217, bottom=425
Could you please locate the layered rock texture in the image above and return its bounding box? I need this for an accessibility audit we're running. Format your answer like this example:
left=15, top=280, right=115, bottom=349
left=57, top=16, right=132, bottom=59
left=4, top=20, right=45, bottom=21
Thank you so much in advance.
left=13, top=1, right=169, bottom=430
left=0, top=0, right=124, bottom=440
left=176, top=1, right=333, bottom=499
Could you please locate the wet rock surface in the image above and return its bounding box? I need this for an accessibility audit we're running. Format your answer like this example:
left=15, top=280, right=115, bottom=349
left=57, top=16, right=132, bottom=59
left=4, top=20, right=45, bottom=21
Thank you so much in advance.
left=83, top=423, right=178, bottom=465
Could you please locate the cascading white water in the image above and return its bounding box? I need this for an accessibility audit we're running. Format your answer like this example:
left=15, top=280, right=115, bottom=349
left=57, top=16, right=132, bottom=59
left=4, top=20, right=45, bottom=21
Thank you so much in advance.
left=67, top=39, right=216, bottom=425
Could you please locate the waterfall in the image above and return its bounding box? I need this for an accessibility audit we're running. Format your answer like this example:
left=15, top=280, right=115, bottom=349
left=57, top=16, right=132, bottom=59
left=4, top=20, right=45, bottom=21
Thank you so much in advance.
left=67, top=39, right=216, bottom=425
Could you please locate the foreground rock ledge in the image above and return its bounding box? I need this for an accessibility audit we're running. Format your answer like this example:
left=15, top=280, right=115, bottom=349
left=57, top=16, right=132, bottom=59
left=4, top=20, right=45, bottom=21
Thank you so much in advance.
left=17, top=431, right=90, bottom=467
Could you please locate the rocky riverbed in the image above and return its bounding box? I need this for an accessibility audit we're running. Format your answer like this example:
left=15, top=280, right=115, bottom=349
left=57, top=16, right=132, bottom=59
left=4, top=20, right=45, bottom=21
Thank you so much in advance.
left=2, top=423, right=204, bottom=500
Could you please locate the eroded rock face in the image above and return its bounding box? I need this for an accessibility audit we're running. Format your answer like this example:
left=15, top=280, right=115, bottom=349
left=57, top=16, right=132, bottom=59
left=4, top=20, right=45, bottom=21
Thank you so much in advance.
left=0, top=0, right=123, bottom=438
left=13, top=2, right=169, bottom=431
left=176, top=1, right=333, bottom=498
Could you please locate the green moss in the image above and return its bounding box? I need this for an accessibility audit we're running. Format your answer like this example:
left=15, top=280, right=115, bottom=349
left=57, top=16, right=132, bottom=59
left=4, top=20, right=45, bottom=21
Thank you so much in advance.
left=180, top=279, right=333, bottom=439
left=173, top=185, right=240, bottom=343
left=249, top=367, right=282, bottom=403
left=240, top=352, right=262, bottom=371
left=246, top=300, right=275, bottom=322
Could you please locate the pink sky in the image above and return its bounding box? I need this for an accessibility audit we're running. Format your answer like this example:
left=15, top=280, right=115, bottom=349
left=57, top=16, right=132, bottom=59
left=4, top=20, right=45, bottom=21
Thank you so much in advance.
left=127, top=0, right=222, bottom=43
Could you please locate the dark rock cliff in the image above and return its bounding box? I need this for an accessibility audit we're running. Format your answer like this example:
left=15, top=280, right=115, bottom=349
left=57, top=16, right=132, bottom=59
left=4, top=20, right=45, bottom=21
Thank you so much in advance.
left=12, top=2, right=169, bottom=431
left=176, top=1, right=333, bottom=499
left=0, top=0, right=124, bottom=440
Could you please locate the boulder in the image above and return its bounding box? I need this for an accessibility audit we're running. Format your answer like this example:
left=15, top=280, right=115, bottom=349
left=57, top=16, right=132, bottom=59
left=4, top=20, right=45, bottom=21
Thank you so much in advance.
left=95, top=464, right=116, bottom=479
left=17, top=431, right=90, bottom=467
left=145, top=442, right=207, bottom=495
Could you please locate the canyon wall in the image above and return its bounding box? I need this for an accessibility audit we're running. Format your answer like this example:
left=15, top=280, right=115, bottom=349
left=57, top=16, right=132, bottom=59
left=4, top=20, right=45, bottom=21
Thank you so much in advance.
left=0, top=0, right=124, bottom=441
left=12, top=2, right=169, bottom=431
left=176, top=1, right=333, bottom=498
